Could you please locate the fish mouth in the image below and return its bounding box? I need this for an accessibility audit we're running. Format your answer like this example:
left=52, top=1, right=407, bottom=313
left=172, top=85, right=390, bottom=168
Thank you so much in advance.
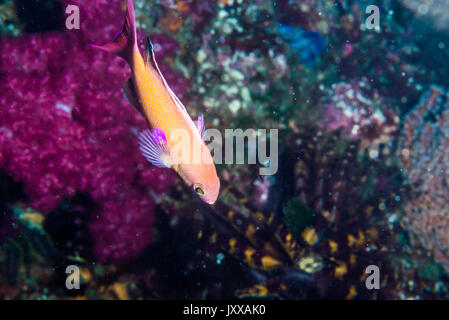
left=205, top=200, right=216, bottom=205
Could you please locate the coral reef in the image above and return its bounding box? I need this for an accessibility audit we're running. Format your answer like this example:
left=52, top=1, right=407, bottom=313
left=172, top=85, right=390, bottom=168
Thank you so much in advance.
left=319, top=79, right=399, bottom=153
left=285, top=128, right=405, bottom=298
left=0, top=0, right=188, bottom=264
left=1, top=0, right=449, bottom=300
left=152, top=126, right=447, bottom=299
left=277, top=24, right=325, bottom=68
left=0, top=0, right=21, bottom=37
left=401, top=0, right=449, bottom=31
left=398, top=86, right=449, bottom=273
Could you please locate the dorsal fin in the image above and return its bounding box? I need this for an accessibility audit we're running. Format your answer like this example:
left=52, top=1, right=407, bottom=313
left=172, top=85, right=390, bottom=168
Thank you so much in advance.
left=196, top=114, right=206, bottom=140
left=144, top=37, right=157, bottom=69
left=144, top=37, right=189, bottom=115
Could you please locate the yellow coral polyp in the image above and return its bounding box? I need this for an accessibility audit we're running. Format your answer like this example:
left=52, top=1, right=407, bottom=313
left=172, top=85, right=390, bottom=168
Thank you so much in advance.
left=298, top=256, right=323, bottom=273
left=346, top=285, right=357, bottom=300
left=302, top=227, right=318, bottom=245
left=244, top=248, right=256, bottom=263
left=228, top=238, right=237, bottom=253
left=329, top=240, right=338, bottom=253
left=334, top=263, right=347, bottom=279
left=261, top=255, right=282, bottom=269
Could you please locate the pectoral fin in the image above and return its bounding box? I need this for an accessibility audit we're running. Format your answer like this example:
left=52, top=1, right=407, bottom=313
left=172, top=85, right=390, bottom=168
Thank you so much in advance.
left=144, top=37, right=157, bottom=70
left=139, top=128, right=171, bottom=168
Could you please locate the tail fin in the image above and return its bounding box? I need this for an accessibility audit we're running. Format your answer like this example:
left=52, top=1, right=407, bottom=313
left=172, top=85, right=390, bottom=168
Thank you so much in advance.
left=88, top=0, right=137, bottom=62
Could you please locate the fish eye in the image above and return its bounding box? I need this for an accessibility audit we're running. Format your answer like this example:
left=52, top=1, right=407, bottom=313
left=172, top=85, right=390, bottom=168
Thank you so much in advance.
left=194, top=184, right=205, bottom=196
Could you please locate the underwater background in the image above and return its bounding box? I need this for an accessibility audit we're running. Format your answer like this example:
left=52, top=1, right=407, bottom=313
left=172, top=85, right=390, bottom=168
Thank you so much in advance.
left=1, top=0, right=449, bottom=300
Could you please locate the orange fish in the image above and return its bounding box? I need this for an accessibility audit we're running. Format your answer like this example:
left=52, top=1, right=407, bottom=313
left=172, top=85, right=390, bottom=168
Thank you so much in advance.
left=90, top=0, right=219, bottom=204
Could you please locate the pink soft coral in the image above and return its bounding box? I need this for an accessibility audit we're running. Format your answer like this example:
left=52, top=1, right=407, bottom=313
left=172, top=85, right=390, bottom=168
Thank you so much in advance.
left=0, top=0, right=188, bottom=264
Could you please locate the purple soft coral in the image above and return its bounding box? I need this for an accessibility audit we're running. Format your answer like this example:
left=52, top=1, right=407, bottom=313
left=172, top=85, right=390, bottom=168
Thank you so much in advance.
left=320, top=80, right=399, bottom=152
left=0, top=0, right=188, bottom=264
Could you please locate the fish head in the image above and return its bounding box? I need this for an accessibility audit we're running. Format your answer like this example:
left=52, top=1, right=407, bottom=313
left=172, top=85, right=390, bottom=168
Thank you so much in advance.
left=193, top=172, right=220, bottom=205
left=179, top=162, right=220, bottom=204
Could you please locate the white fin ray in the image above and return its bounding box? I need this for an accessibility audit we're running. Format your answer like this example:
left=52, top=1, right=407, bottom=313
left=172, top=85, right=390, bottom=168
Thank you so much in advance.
left=138, top=129, right=170, bottom=168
